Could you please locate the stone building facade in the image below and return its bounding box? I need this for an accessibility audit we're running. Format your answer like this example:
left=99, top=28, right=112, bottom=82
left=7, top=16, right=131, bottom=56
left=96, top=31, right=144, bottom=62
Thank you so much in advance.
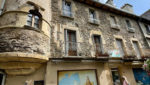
left=0, top=0, right=150, bottom=85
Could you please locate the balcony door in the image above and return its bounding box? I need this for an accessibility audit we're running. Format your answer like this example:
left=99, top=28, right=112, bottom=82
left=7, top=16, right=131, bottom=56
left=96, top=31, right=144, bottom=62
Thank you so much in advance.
left=65, top=29, right=77, bottom=56
left=93, top=35, right=102, bottom=56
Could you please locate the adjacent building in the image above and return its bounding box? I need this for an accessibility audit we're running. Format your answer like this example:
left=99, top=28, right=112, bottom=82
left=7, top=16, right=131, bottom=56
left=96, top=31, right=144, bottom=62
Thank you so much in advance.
left=0, top=0, right=150, bottom=85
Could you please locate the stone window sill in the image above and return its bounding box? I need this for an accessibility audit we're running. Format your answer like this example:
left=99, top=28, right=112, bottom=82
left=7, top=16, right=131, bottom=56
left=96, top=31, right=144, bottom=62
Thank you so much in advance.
left=88, top=19, right=99, bottom=26
left=110, top=24, right=120, bottom=30
left=61, top=12, right=74, bottom=20
left=24, top=25, right=42, bottom=33
left=127, top=27, right=135, bottom=33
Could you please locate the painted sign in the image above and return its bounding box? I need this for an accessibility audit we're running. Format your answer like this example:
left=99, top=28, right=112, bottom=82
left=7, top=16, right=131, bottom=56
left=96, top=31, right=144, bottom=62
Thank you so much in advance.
left=58, top=70, right=98, bottom=85
left=109, top=50, right=121, bottom=57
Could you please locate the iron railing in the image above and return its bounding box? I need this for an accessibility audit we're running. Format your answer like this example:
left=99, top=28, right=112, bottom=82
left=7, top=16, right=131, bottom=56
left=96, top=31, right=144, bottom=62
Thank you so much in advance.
left=59, top=41, right=107, bottom=57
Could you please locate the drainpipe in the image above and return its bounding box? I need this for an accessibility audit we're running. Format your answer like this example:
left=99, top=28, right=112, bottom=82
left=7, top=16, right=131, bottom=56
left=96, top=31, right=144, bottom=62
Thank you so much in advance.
left=0, top=0, right=6, bottom=15
left=136, top=18, right=150, bottom=49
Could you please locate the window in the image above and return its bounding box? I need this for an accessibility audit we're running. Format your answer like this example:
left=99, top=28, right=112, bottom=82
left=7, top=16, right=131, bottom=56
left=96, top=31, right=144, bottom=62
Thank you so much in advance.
left=111, top=68, right=121, bottom=85
left=64, top=29, right=77, bottom=56
left=144, top=24, right=150, bottom=34
left=27, top=10, right=41, bottom=29
left=126, top=20, right=131, bottom=28
left=89, top=9, right=96, bottom=20
left=34, top=80, right=44, bottom=85
left=132, top=41, right=141, bottom=59
left=89, top=9, right=98, bottom=24
left=116, top=39, right=125, bottom=57
left=0, top=0, right=6, bottom=15
left=110, top=16, right=117, bottom=25
left=0, top=72, right=5, bottom=85
left=62, top=0, right=72, bottom=17
left=93, top=35, right=102, bottom=56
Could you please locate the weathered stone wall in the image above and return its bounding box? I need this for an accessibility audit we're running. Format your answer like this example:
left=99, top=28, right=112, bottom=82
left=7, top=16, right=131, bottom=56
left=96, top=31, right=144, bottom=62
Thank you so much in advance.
left=0, top=0, right=51, bottom=75
left=5, top=66, right=46, bottom=85
left=50, top=0, right=146, bottom=58
left=0, top=28, right=49, bottom=55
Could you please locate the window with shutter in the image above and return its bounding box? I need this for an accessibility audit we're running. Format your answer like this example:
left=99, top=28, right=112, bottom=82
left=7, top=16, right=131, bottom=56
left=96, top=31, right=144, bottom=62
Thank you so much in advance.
left=93, top=35, right=102, bottom=56
left=65, top=29, right=77, bottom=56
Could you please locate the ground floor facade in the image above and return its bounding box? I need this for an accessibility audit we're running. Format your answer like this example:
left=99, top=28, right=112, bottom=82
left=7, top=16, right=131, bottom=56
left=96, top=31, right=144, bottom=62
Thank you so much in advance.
left=1, top=61, right=150, bottom=85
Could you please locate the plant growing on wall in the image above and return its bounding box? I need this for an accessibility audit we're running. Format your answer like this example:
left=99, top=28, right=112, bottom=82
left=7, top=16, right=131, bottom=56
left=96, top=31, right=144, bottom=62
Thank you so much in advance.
left=143, top=59, right=150, bottom=76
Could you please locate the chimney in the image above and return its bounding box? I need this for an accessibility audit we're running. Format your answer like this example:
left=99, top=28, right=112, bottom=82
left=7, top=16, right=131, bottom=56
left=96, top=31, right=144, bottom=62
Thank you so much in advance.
left=106, top=0, right=115, bottom=7
left=121, top=4, right=134, bottom=13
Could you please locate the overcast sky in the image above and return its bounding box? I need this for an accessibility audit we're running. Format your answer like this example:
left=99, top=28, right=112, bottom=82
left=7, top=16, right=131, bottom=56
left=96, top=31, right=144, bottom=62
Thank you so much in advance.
left=99, top=0, right=150, bottom=16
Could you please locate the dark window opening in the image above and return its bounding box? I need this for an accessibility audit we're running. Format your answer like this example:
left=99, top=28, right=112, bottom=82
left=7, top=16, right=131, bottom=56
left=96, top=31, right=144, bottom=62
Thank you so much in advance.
left=34, top=80, right=44, bottom=85
left=65, top=29, right=77, bottom=56
left=0, top=73, right=4, bottom=85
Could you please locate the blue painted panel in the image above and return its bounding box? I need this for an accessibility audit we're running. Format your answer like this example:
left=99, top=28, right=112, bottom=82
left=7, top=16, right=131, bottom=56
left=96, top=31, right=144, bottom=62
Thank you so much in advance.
left=133, top=68, right=150, bottom=85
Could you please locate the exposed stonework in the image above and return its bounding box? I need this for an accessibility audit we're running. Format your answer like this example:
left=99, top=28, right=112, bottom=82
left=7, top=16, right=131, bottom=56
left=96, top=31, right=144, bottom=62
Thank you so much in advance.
left=0, top=28, right=49, bottom=55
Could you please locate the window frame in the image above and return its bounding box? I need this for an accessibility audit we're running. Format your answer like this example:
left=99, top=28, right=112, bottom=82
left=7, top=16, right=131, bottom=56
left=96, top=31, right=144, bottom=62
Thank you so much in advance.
left=144, top=24, right=150, bottom=34
left=132, top=40, right=142, bottom=59
left=64, top=29, right=77, bottom=56
left=0, top=71, right=5, bottom=85
left=92, top=34, right=103, bottom=55
left=88, top=8, right=99, bottom=25
left=115, top=38, right=126, bottom=57
left=62, top=0, right=73, bottom=17
left=111, top=68, right=122, bottom=85
left=110, top=15, right=117, bottom=25
left=126, top=19, right=132, bottom=29
left=26, top=10, right=42, bottom=29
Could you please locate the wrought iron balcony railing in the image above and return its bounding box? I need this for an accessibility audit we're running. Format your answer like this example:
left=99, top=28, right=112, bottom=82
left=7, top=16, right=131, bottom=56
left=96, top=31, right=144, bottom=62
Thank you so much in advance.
left=60, top=41, right=108, bottom=58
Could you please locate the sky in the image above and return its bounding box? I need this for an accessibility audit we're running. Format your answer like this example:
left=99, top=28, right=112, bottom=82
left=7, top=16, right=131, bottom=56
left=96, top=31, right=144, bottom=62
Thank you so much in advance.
left=100, top=0, right=150, bottom=16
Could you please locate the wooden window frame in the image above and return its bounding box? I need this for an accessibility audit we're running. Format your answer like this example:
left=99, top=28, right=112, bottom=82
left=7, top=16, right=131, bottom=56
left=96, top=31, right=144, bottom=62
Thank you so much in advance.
left=64, top=29, right=77, bottom=56
left=93, top=35, right=103, bottom=56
